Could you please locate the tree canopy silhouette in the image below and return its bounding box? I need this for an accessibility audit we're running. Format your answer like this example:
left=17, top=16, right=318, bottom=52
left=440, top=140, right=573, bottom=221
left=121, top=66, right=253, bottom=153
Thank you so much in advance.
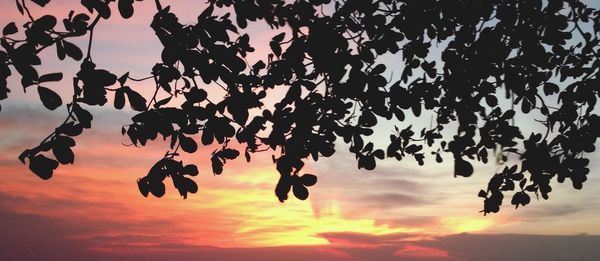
left=2, top=0, right=599, bottom=215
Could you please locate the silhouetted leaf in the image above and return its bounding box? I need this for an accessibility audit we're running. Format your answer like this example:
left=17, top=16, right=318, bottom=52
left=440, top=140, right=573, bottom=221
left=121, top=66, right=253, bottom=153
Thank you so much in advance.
left=179, top=135, right=197, bottom=153
left=219, top=148, right=239, bottom=159
left=125, top=88, right=146, bottom=111
left=511, top=191, right=531, bottom=209
left=52, top=136, right=75, bottom=164
left=63, top=41, right=83, bottom=61
left=454, top=158, right=473, bottom=177
left=56, top=40, right=66, bottom=60
left=153, top=96, right=172, bottom=108
left=300, top=174, right=317, bottom=186
left=114, top=88, right=125, bottom=109
left=198, top=4, right=214, bottom=20
left=150, top=181, right=166, bottom=197
left=182, top=164, right=199, bottom=176
left=478, top=190, right=487, bottom=198
left=485, top=95, right=498, bottom=107
left=270, top=41, right=282, bottom=57
left=36, top=15, right=57, bottom=29
left=57, top=122, right=83, bottom=137
left=543, top=83, right=559, bottom=95
left=118, top=72, right=129, bottom=86
left=293, top=184, right=309, bottom=200
left=2, top=22, right=17, bottom=35
left=275, top=177, right=291, bottom=202
left=38, top=73, right=63, bottom=83
left=37, top=86, right=62, bottom=110
left=272, top=32, right=285, bottom=42
left=137, top=177, right=150, bottom=197
left=72, top=103, right=93, bottom=128
left=31, top=0, right=50, bottom=7
left=118, top=0, right=134, bottom=19
left=211, top=155, right=223, bottom=175
left=15, top=0, right=24, bottom=15
left=28, top=154, right=59, bottom=180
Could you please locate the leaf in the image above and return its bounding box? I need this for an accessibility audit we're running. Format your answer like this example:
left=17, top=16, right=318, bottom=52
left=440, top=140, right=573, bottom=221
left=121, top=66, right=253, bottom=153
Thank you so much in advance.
left=179, top=135, right=197, bottom=153
left=435, top=153, right=443, bottom=163
left=63, top=40, right=83, bottom=61
left=118, top=72, right=129, bottom=86
left=182, top=164, right=199, bottom=176
left=201, top=129, right=213, bottom=145
left=125, top=88, right=147, bottom=111
left=511, top=191, right=530, bottom=209
left=478, top=189, right=487, bottom=198
left=270, top=41, right=282, bottom=57
left=184, top=87, right=207, bottom=103
left=252, top=60, right=266, bottom=74
left=519, top=179, right=527, bottom=189
left=149, top=181, right=166, bottom=197
left=38, top=73, right=63, bottom=83
left=37, top=86, right=62, bottom=110
left=118, top=0, right=134, bottom=19
left=81, top=0, right=111, bottom=19
left=371, top=64, right=386, bottom=75
left=137, top=177, right=150, bottom=197
left=293, top=184, right=309, bottom=200
left=28, top=154, right=59, bottom=180
left=245, top=150, right=251, bottom=162
left=72, top=103, right=93, bottom=128
left=219, top=148, right=239, bottom=159
left=184, top=177, right=198, bottom=193
left=114, top=88, right=125, bottom=109
left=521, top=99, right=531, bottom=113
left=272, top=32, right=286, bottom=42
left=502, top=110, right=515, bottom=119
left=211, top=155, right=223, bottom=175
left=300, top=174, right=317, bottom=186
left=3, top=22, right=17, bottom=35
left=56, top=40, right=66, bottom=60
left=359, top=155, right=376, bottom=170
left=275, top=177, right=291, bottom=202
left=198, top=4, right=214, bottom=20
left=543, top=83, right=559, bottom=95
left=547, top=0, right=563, bottom=13
left=153, top=96, right=172, bottom=108
left=176, top=177, right=198, bottom=199
left=372, top=149, right=385, bottom=159
left=485, top=95, right=498, bottom=107
left=31, top=0, right=50, bottom=7
left=35, top=15, right=57, bottom=30
left=511, top=172, right=525, bottom=181
left=52, top=143, right=74, bottom=164
left=57, top=122, right=83, bottom=136
left=454, top=158, right=473, bottom=177
left=16, top=0, right=24, bottom=15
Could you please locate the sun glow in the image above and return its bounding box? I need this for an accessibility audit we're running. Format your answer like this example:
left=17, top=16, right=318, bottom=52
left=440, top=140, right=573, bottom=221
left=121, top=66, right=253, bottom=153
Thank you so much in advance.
left=441, top=216, right=494, bottom=233
left=203, top=167, right=419, bottom=246
left=235, top=201, right=420, bottom=246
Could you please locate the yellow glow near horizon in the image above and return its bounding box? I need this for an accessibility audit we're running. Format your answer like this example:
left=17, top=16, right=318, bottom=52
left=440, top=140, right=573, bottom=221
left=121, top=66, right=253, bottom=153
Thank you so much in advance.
left=236, top=201, right=420, bottom=246
left=182, top=168, right=421, bottom=247
left=441, top=216, right=494, bottom=233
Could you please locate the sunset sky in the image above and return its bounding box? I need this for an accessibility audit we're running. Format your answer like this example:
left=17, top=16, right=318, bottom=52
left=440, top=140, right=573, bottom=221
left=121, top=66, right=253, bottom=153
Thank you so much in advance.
left=1, top=0, right=599, bottom=260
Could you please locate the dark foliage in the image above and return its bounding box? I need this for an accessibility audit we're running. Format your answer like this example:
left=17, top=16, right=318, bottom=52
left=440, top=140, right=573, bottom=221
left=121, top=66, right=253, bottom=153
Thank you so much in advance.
left=3, top=0, right=600, bottom=215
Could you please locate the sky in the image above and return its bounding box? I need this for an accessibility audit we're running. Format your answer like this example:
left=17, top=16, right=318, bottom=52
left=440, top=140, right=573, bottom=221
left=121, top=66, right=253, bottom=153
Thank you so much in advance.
left=1, top=0, right=600, bottom=260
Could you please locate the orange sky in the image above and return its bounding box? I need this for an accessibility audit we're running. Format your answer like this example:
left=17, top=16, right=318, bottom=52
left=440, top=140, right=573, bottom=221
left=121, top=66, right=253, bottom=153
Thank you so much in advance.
left=1, top=0, right=600, bottom=260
